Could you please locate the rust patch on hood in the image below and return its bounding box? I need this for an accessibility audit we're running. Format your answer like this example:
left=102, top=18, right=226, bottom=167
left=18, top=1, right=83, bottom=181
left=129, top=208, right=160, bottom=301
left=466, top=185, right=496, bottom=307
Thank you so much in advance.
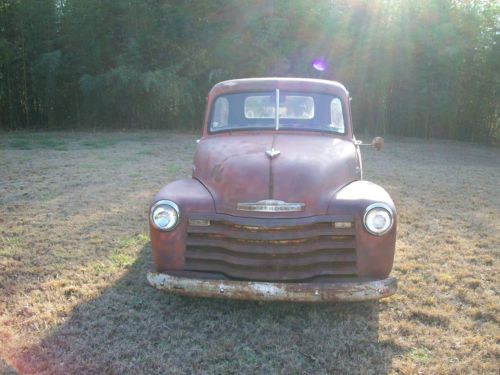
left=193, top=133, right=359, bottom=217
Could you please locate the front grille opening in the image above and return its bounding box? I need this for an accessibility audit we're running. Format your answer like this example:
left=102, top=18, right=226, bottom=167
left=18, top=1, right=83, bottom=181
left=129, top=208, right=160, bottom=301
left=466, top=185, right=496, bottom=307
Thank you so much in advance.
left=185, top=217, right=357, bottom=282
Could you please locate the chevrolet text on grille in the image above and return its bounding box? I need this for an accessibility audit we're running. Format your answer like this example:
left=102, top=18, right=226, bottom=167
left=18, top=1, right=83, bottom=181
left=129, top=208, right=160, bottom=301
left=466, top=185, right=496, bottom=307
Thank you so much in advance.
left=237, top=200, right=305, bottom=212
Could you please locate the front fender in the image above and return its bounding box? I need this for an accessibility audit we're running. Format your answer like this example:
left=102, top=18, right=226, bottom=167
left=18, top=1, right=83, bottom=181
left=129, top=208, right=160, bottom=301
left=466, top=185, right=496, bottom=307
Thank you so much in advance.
left=150, top=178, right=215, bottom=272
left=328, top=181, right=397, bottom=278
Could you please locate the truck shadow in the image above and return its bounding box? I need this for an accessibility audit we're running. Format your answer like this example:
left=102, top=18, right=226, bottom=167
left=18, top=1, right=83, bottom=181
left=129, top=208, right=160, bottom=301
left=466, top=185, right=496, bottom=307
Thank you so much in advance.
left=0, top=358, right=18, bottom=375
left=15, top=244, right=401, bottom=374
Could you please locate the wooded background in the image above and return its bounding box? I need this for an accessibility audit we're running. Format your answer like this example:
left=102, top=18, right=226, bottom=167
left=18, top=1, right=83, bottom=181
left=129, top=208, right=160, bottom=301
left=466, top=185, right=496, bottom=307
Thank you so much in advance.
left=0, top=0, right=498, bottom=142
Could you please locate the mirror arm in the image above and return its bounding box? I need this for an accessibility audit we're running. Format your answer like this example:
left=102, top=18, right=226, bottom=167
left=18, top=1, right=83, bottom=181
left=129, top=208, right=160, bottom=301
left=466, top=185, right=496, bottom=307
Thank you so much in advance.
left=354, top=137, right=384, bottom=151
left=354, top=140, right=372, bottom=146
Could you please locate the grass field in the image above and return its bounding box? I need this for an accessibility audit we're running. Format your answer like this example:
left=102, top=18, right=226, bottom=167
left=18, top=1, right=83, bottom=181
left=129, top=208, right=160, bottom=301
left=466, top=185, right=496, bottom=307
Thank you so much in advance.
left=0, top=131, right=498, bottom=374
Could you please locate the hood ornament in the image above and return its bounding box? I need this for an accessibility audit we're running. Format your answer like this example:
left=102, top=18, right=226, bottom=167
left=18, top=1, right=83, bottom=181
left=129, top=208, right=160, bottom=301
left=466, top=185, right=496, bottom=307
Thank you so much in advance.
left=237, top=199, right=305, bottom=212
left=265, top=148, right=280, bottom=159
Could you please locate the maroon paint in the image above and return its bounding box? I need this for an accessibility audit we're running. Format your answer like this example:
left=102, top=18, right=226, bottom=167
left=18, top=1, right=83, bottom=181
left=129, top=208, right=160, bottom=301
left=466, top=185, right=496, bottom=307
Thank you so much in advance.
left=149, top=78, right=397, bottom=286
left=193, top=133, right=359, bottom=218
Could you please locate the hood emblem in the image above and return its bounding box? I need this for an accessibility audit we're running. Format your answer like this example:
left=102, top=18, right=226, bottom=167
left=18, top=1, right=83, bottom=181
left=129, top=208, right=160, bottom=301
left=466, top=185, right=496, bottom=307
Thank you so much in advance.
left=265, top=148, right=280, bottom=159
left=237, top=200, right=305, bottom=212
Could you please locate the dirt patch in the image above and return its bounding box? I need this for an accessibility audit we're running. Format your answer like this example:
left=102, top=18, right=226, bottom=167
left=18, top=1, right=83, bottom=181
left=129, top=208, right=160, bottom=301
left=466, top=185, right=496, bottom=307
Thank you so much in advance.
left=0, top=131, right=498, bottom=374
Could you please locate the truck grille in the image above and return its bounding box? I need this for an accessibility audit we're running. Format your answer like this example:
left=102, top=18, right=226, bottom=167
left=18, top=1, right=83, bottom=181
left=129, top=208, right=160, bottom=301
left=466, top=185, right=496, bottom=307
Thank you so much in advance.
left=185, top=218, right=357, bottom=282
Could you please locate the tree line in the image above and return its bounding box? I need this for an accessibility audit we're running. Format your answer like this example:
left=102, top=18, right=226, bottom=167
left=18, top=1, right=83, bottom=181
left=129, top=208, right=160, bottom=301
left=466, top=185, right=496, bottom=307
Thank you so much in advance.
left=0, top=0, right=498, bottom=142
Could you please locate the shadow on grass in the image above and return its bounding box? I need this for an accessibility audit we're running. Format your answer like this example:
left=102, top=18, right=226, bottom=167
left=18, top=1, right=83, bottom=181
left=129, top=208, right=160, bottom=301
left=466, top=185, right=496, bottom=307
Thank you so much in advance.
left=16, top=245, right=400, bottom=374
left=0, top=358, right=18, bottom=375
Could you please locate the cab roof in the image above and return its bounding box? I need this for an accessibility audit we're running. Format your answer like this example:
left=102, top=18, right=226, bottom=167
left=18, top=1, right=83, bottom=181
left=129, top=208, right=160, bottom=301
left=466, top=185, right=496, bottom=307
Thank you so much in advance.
left=209, top=77, right=349, bottom=97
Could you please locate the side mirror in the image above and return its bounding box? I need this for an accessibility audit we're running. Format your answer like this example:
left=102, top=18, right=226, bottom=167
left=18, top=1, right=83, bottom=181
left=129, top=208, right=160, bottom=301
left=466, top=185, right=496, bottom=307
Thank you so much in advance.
left=372, top=137, right=384, bottom=151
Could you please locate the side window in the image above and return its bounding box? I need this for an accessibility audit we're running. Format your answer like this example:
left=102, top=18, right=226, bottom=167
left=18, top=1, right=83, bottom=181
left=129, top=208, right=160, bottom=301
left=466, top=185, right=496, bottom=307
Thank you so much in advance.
left=330, top=98, right=345, bottom=133
left=212, top=97, right=229, bottom=128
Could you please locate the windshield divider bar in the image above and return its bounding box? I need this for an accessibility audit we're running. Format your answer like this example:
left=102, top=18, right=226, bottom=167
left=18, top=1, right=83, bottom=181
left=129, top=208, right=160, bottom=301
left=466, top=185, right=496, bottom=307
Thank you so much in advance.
left=275, top=89, right=280, bottom=130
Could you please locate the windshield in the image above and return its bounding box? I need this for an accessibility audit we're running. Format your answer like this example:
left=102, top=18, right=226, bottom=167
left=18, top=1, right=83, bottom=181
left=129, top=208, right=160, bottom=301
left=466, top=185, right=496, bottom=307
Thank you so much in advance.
left=210, top=90, right=345, bottom=134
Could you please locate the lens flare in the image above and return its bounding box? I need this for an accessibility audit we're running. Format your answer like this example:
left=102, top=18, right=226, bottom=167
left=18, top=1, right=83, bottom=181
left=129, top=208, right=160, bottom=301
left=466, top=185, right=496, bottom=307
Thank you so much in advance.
left=312, top=58, right=328, bottom=71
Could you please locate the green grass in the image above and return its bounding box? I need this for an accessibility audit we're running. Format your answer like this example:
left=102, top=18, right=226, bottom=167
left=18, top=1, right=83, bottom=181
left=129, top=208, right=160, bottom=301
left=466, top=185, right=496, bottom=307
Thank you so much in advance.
left=9, top=138, right=33, bottom=150
left=80, top=163, right=97, bottom=170
left=115, top=234, right=149, bottom=250
left=110, top=234, right=149, bottom=268
left=136, top=150, right=155, bottom=156
left=37, top=138, right=67, bottom=150
left=0, top=236, right=22, bottom=247
left=408, top=347, right=432, bottom=363
left=166, top=164, right=182, bottom=174
left=110, top=253, right=135, bottom=268
left=0, top=236, right=22, bottom=257
left=35, top=189, right=59, bottom=202
left=128, top=172, right=142, bottom=178
left=109, top=160, right=123, bottom=168
left=8, top=136, right=67, bottom=150
left=80, top=138, right=118, bottom=149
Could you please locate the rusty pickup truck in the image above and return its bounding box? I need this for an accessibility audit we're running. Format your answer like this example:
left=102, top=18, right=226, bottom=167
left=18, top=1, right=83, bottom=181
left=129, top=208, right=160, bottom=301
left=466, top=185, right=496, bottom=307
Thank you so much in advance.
left=147, top=77, right=397, bottom=302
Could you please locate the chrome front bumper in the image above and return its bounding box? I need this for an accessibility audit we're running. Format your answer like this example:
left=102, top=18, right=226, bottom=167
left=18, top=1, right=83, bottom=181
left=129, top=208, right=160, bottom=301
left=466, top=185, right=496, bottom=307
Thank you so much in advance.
left=147, top=272, right=397, bottom=302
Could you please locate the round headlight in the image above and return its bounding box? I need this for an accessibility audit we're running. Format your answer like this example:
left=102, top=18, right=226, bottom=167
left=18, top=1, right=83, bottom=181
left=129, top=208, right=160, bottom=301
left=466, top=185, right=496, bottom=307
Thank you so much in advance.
left=150, top=200, right=180, bottom=231
left=363, top=203, right=393, bottom=236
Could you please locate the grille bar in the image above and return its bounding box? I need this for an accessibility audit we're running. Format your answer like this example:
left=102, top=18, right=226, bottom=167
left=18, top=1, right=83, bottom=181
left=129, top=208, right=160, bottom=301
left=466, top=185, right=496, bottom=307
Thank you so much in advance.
left=186, top=236, right=355, bottom=255
left=184, top=260, right=357, bottom=282
left=186, top=247, right=356, bottom=266
left=187, top=224, right=354, bottom=241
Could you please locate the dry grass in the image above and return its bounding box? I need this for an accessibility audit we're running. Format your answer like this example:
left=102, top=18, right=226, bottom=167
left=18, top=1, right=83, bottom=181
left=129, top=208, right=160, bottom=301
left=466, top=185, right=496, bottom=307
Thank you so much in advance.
left=0, top=131, right=498, bottom=374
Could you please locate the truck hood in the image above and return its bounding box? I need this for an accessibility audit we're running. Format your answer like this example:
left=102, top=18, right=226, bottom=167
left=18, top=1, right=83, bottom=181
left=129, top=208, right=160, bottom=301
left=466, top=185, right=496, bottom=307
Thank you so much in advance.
left=193, top=133, right=359, bottom=217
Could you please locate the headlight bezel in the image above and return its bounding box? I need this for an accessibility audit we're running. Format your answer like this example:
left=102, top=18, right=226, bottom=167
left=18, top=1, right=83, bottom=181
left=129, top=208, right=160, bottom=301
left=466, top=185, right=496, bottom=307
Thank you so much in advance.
left=150, top=200, right=180, bottom=231
left=363, top=202, right=394, bottom=236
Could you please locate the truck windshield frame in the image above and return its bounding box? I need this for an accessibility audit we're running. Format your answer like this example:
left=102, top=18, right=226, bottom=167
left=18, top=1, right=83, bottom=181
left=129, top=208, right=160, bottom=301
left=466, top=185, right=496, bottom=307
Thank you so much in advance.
left=209, top=90, right=346, bottom=135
